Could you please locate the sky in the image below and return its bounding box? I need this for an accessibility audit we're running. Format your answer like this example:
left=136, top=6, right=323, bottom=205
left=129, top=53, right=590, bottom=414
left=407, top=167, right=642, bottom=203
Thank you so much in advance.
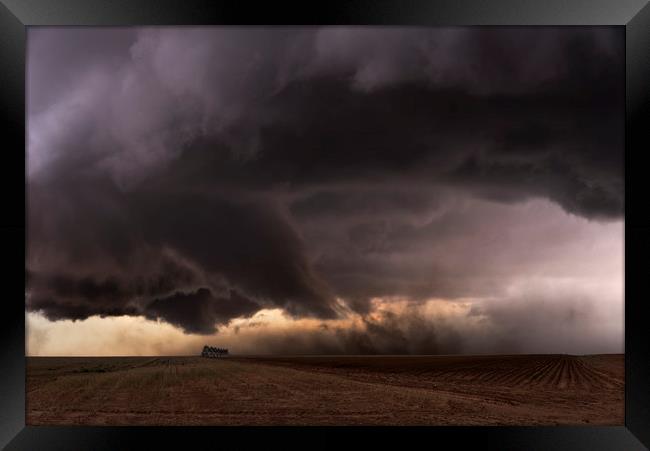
left=26, top=27, right=624, bottom=356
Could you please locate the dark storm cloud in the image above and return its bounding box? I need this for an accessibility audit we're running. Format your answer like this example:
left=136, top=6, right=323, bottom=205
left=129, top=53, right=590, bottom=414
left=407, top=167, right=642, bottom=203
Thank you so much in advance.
left=28, top=269, right=260, bottom=334
left=273, top=75, right=622, bottom=217
left=27, top=175, right=338, bottom=326
left=27, top=27, right=623, bottom=344
left=161, top=67, right=622, bottom=219
left=132, top=187, right=337, bottom=319
left=27, top=271, right=139, bottom=321
left=27, top=259, right=203, bottom=323
left=290, top=188, right=441, bottom=220
left=145, top=288, right=260, bottom=334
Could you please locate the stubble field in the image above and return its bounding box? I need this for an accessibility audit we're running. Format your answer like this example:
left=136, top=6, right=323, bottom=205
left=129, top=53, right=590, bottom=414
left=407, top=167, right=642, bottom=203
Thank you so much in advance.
left=26, top=354, right=623, bottom=426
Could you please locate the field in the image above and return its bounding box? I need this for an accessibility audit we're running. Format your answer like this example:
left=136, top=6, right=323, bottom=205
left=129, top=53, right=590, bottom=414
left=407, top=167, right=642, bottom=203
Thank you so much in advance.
left=26, top=354, right=624, bottom=426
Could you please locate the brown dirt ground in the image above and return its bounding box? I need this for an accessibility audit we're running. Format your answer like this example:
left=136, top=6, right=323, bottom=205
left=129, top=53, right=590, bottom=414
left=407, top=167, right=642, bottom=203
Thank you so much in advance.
left=26, top=354, right=624, bottom=426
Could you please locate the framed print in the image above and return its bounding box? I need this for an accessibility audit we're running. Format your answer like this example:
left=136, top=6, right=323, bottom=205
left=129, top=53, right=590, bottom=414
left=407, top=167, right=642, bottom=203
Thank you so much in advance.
left=1, top=0, right=649, bottom=449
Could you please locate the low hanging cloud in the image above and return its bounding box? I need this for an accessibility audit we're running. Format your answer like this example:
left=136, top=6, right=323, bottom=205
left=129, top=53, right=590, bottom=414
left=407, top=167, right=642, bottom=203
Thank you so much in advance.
left=26, top=280, right=623, bottom=356
left=145, top=288, right=260, bottom=334
left=26, top=179, right=339, bottom=331
left=26, top=27, right=623, bottom=352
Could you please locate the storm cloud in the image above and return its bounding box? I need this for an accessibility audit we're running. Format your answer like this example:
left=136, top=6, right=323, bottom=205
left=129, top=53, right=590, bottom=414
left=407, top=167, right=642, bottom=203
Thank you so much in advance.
left=26, top=27, right=623, bottom=353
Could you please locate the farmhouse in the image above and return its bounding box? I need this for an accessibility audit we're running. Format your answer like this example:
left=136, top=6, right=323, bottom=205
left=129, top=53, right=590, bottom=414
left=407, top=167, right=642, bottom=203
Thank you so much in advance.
left=201, top=345, right=229, bottom=358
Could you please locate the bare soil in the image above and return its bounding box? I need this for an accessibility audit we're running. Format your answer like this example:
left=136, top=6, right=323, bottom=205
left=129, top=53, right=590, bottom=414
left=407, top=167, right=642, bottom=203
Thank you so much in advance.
left=26, top=354, right=623, bottom=426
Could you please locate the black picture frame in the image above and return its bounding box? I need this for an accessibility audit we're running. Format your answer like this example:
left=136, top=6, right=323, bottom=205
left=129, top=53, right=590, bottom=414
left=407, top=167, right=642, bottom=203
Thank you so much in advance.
left=1, top=1, right=649, bottom=449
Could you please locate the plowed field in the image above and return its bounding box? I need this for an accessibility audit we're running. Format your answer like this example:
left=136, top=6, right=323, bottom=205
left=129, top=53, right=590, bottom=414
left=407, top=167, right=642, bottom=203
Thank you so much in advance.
left=26, top=354, right=623, bottom=425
